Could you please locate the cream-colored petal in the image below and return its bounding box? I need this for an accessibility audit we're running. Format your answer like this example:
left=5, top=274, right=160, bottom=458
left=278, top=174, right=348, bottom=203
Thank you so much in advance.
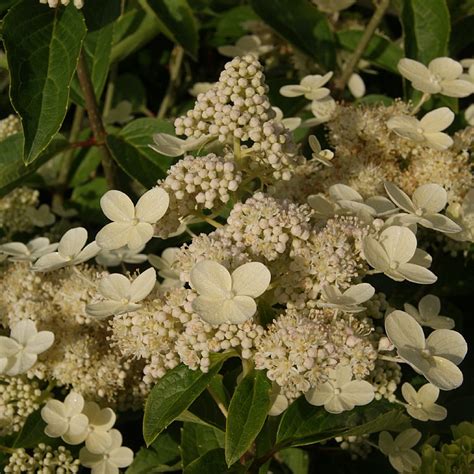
left=190, top=260, right=232, bottom=298
left=127, top=223, right=154, bottom=250
left=64, top=391, right=85, bottom=416
left=419, top=294, right=440, bottom=319
left=231, top=262, right=271, bottom=297
left=58, top=227, right=88, bottom=258
left=150, top=133, right=186, bottom=157
left=379, top=226, right=417, bottom=263
left=279, top=85, right=306, bottom=97
left=426, top=330, right=467, bottom=364
left=130, top=268, right=156, bottom=302
left=424, top=214, right=461, bottom=233
left=10, top=319, right=37, bottom=345
left=224, top=296, right=257, bottom=324
left=86, top=301, right=124, bottom=319
left=100, top=190, right=134, bottom=222
left=135, top=187, right=169, bottom=223
left=420, top=108, right=454, bottom=132
left=340, top=381, right=374, bottom=407
left=424, top=356, right=463, bottom=390
left=24, top=331, right=54, bottom=355
left=424, top=132, right=453, bottom=150
left=305, top=382, right=333, bottom=406
left=75, top=241, right=100, bottom=264
left=32, top=252, right=69, bottom=272
left=96, top=222, right=132, bottom=250
left=398, top=58, right=431, bottom=83
left=384, top=182, right=416, bottom=214
left=385, top=310, right=425, bottom=351
left=396, top=263, right=437, bottom=284
left=99, top=274, right=130, bottom=300
left=0, top=337, right=20, bottom=358
left=192, top=296, right=226, bottom=325
left=110, top=446, right=134, bottom=468
left=343, top=283, right=375, bottom=304
left=428, top=57, right=462, bottom=80
left=329, top=183, right=362, bottom=202
left=440, top=79, right=474, bottom=97
left=5, top=352, right=37, bottom=375
left=401, top=382, right=418, bottom=406
left=396, top=428, right=422, bottom=450
left=378, top=431, right=394, bottom=455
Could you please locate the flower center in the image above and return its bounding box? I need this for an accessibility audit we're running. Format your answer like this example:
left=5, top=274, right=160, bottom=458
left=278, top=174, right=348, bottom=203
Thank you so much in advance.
left=334, top=388, right=341, bottom=395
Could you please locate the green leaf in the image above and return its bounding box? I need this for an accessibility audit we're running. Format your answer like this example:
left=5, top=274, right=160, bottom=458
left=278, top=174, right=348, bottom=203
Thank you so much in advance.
left=211, top=5, right=258, bottom=47
left=143, top=0, right=199, bottom=59
left=176, top=410, right=222, bottom=430
left=3, top=1, right=87, bottom=164
left=183, top=449, right=246, bottom=474
left=12, top=410, right=53, bottom=449
left=0, top=133, right=68, bottom=196
left=181, top=422, right=225, bottom=466
left=70, top=0, right=120, bottom=105
left=250, top=0, right=335, bottom=70
left=106, top=118, right=175, bottom=188
left=280, top=448, right=309, bottom=474
left=336, top=30, right=403, bottom=73
left=71, top=177, right=108, bottom=223
left=277, top=399, right=410, bottom=448
left=143, top=352, right=235, bottom=446
left=69, top=145, right=102, bottom=187
left=401, top=0, right=450, bottom=63
left=225, top=370, right=272, bottom=467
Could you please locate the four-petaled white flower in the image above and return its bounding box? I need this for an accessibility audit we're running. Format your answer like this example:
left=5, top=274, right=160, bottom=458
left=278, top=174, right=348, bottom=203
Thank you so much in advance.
left=0, top=320, right=54, bottom=376
left=218, top=35, right=273, bottom=58
left=86, top=268, right=156, bottom=319
left=96, top=245, right=148, bottom=267
left=305, top=365, right=374, bottom=414
left=304, top=96, right=337, bottom=126
left=41, top=391, right=89, bottom=445
left=272, top=107, right=302, bottom=131
left=309, top=135, right=334, bottom=167
left=83, top=402, right=117, bottom=453
left=385, top=310, right=467, bottom=390
left=446, top=188, right=474, bottom=242
left=387, top=107, right=455, bottom=150
left=0, top=237, right=58, bottom=262
left=32, top=227, right=99, bottom=272
left=190, top=260, right=271, bottom=325
left=318, top=283, right=375, bottom=313
left=150, top=133, right=211, bottom=157
left=362, top=226, right=437, bottom=284
left=79, top=429, right=134, bottom=474
left=401, top=383, right=447, bottom=422
left=385, top=182, right=461, bottom=234
left=378, top=429, right=422, bottom=473
left=149, top=248, right=183, bottom=288
left=280, top=72, right=333, bottom=100
left=398, top=57, right=474, bottom=97
left=96, top=188, right=169, bottom=251
left=404, top=294, right=454, bottom=329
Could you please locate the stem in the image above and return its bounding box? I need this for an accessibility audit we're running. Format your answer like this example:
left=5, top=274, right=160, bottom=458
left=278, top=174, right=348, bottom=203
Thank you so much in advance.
left=0, top=445, right=16, bottom=454
left=103, top=64, right=118, bottom=119
left=202, top=216, right=223, bottom=228
left=207, top=386, right=228, bottom=418
left=411, top=92, right=431, bottom=114
left=76, top=50, right=117, bottom=189
left=378, top=355, right=404, bottom=363
left=157, top=45, right=184, bottom=119
left=334, top=0, right=390, bottom=96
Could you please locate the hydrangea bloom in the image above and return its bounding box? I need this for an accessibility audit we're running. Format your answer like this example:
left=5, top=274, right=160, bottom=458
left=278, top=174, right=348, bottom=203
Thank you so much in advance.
left=387, top=107, right=454, bottom=150
left=401, top=383, right=447, bottom=421
left=86, top=268, right=156, bottom=319
left=378, top=429, right=422, bottom=473
left=305, top=365, right=374, bottom=414
left=280, top=73, right=333, bottom=100
left=96, top=188, right=169, bottom=251
left=318, top=283, right=375, bottom=313
left=0, top=320, right=54, bottom=376
left=398, top=57, right=474, bottom=97
left=32, top=227, right=99, bottom=272
left=190, top=260, right=271, bottom=325
left=362, top=226, right=437, bottom=284
left=385, top=182, right=461, bottom=233
left=385, top=310, right=467, bottom=390
left=41, top=392, right=89, bottom=445
left=404, top=294, right=454, bottom=330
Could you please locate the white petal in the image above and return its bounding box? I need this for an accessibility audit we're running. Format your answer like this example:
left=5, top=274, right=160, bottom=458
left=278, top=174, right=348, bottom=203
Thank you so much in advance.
left=279, top=85, right=306, bottom=97
left=384, top=182, right=416, bottom=213
left=379, top=226, right=417, bottom=263
left=305, top=382, right=333, bottom=406
left=86, top=301, right=125, bottom=319
left=441, top=79, right=474, bottom=97
left=378, top=431, right=394, bottom=455
left=63, top=414, right=89, bottom=445
left=424, top=403, right=447, bottom=421
left=362, top=236, right=390, bottom=271
left=268, top=393, right=289, bottom=416
left=0, top=242, right=28, bottom=256
left=401, top=382, right=418, bottom=406
left=385, top=310, right=425, bottom=351
left=424, top=132, right=453, bottom=150
left=190, top=260, right=232, bottom=299
left=10, top=319, right=37, bottom=344
left=58, top=227, right=87, bottom=258
left=426, top=330, right=467, bottom=364
left=395, top=428, right=422, bottom=450
left=340, top=381, right=374, bottom=407
left=425, top=357, right=463, bottom=390
left=32, top=252, right=69, bottom=272
left=325, top=395, right=351, bottom=413
left=308, top=135, right=321, bottom=153
left=96, top=223, right=132, bottom=250
left=307, top=194, right=338, bottom=217
left=387, top=116, right=424, bottom=142
left=135, top=187, right=169, bottom=223
left=130, top=268, right=156, bottom=302
left=424, top=214, right=461, bottom=233
left=343, top=283, right=375, bottom=304
left=333, top=365, right=353, bottom=386
left=417, top=383, right=439, bottom=404
left=419, top=294, right=440, bottom=319
left=365, top=196, right=397, bottom=216
left=83, top=403, right=116, bottom=431
left=150, top=133, right=186, bottom=157
left=192, top=296, right=226, bottom=325
left=127, top=223, right=154, bottom=250
left=329, top=184, right=362, bottom=202
left=110, top=447, right=134, bottom=468
left=224, top=296, right=256, bottom=324
left=75, top=241, right=100, bottom=264
left=24, top=331, right=54, bottom=354
left=100, top=190, right=134, bottom=222
left=398, top=58, right=432, bottom=84
left=409, top=249, right=432, bottom=268
left=396, top=263, right=437, bottom=284
left=64, top=391, right=85, bottom=415
left=420, top=107, right=454, bottom=132
left=428, top=57, right=462, bottom=80
left=231, top=262, right=271, bottom=297
left=100, top=274, right=131, bottom=300
left=86, top=431, right=113, bottom=455
left=0, top=337, right=20, bottom=357
left=79, top=447, right=104, bottom=468
left=348, top=73, right=365, bottom=98
left=5, top=352, right=37, bottom=375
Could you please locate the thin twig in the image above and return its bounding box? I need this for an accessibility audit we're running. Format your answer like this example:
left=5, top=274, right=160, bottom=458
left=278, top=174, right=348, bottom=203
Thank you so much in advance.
left=333, top=0, right=390, bottom=97
left=157, top=45, right=184, bottom=119
left=76, top=50, right=117, bottom=189
left=207, top=386, right=228, bottom=418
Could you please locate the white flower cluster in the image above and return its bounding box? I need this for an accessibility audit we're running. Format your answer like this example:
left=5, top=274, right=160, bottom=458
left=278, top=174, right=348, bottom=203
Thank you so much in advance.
left=0, top=114, right=21, bottom=141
